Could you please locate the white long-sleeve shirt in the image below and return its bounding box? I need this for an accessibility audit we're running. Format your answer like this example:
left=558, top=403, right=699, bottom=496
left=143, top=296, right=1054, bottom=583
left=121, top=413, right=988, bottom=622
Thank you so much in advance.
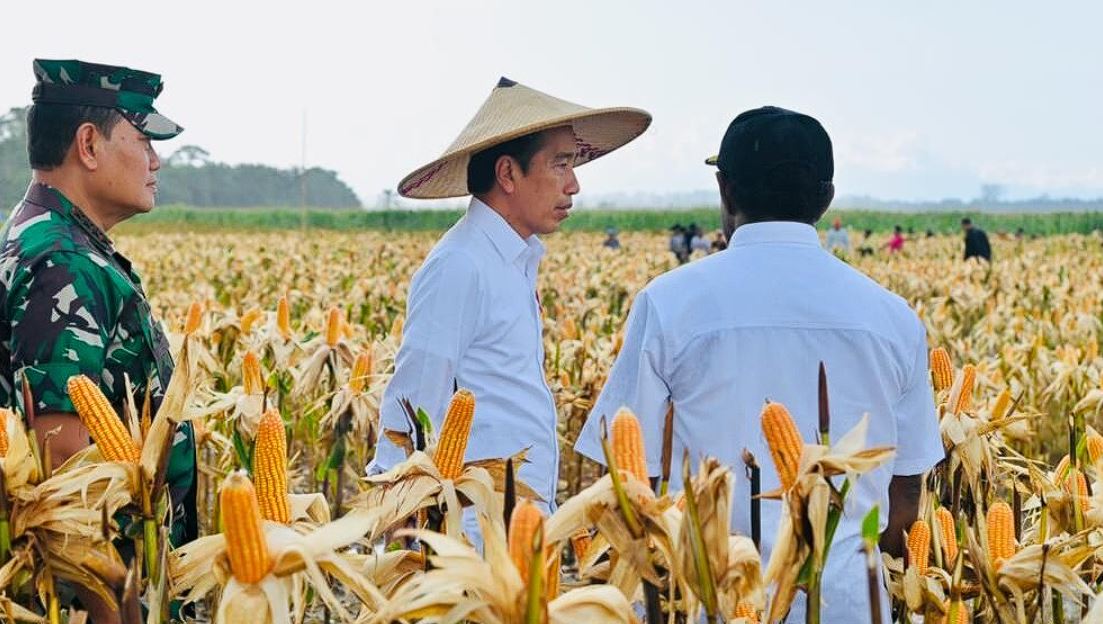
left=370, top=198, right=559, bottom=506
left=574, top=221, right=943, bottom=622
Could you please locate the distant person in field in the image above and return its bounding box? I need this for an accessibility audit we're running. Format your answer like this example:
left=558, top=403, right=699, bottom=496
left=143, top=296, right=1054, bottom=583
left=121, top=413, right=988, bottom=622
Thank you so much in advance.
left=825, top=216, right=850, bottom=252
left=669, top=223, right=689, bottom=263
left=0, top=59, right=197, bottom=624
left=884, top=224, right=905, bottom=253
left=603, top=226, right=621, bottom=250
left=689, top=223, right=711, bottom=256
left=858, top=228, right=875, bottom=256
left=961, top=217, right=992, bottom=261
left=711, top=228, right=728, bottom=252
left=370, top=77, right=650, bottom=536
left=575, top=106, right=942, bottom=623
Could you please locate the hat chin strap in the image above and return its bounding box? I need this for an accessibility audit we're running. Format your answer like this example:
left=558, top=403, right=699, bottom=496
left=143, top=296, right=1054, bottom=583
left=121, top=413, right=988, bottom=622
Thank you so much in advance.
left=32, top=83, right=117, bottom=108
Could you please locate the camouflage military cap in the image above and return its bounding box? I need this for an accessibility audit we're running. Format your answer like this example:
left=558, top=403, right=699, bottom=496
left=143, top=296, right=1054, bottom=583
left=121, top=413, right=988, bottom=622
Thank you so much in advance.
left=31, top=59, right=183, bottom=140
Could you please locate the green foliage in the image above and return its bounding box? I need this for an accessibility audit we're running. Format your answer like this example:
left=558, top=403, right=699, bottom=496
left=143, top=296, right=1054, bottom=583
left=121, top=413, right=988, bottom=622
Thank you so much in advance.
left=0, top=109, right=360, bottom=210
left=0, top=108, right=30, bottom=210
left=117, top=205, right=1103, bottom=235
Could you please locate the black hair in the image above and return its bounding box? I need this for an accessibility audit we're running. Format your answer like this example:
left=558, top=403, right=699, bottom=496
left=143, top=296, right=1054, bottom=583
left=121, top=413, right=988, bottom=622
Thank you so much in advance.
left=27, top=104, right=124, bottom=170
left=961, top=217, right=973, bottom=226
left=720, top=163, right=834, bottom=224
left=466, top=131, right=547, bottom=195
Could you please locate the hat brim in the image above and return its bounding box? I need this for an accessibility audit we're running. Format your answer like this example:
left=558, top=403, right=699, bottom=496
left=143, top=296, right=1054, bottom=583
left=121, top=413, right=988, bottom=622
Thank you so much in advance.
left=120, top=109, right=183, bottom=140
left=398, top=107, right=651, bottom=199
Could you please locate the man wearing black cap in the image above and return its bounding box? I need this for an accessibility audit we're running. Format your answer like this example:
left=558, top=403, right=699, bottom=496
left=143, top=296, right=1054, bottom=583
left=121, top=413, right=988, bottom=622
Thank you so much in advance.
left=0, top=60, right=196, bottom=622
left=575, top=107, right=943, bottom=621
left=961, top=217, right=992, bottom=262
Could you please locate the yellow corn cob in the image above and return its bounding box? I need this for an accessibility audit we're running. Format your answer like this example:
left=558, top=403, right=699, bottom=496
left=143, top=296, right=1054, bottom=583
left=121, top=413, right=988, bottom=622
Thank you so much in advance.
left=66, top=375, right=141, bottom=463
left=390, top=314, right=404, bottom=339
left=907, top=519, right=931, bottom=574
left=242, top=351, right=264, bottom=395
left=1065, top=469, right=1089, bottom=508
left=325, top=306, right=341, bottom=347
left=951, top=364, right=976, bottom=414
left=1088, top=431, right=1103, bottom=464
left=987, top=501, right=1016, bottom=570
left=990, top=389, right=1012, bottom=420
left=239, top=307, right=263, bottom=335
left=219, top=471, right=273, bottom=584
left=761, top=401, right=804, bottom=491
left=570, top=528, right=592, bottom=563
left=930, top=347, right=954, bottom=393
left=183, top=301, right=203, bottom=334
left=545, top=547, right=561, bottom=601
left=348, top=351, right=372, bottom=394
left=1054, top=454, right=1071, bottom=484
left=254, top=408, right=291, bottom=524
left=433, top=389, right=476, bottom=480
left=0, top=407, right=10, bottom=457
left=611, top=409, right=648, bottom=483
left=935, top=506, right=958, bottom=563
left=276, top=296, right=292, bottom=340
left=940, top=600, right=969, bottom=624
left=734, top=602, right=759, bottom=623
left=508, top=499, right=544, bottom=585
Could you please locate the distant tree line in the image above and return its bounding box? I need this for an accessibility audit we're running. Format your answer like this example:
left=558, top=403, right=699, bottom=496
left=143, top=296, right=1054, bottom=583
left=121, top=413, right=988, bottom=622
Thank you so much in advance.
left=0, top=107, right=361, bottom=211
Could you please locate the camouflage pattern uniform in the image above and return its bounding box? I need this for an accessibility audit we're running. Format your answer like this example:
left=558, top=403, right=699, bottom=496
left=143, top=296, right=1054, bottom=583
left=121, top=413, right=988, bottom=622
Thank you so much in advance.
left=0, top=60, right=193, bottom=545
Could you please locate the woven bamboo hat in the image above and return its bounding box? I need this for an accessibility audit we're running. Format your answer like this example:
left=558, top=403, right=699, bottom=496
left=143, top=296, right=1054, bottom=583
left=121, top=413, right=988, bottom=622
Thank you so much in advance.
left=397, top=77, right=652, bottom=199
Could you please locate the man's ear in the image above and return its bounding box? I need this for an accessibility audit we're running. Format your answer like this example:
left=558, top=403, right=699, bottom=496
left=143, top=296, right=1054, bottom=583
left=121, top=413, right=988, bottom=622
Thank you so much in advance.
left=494, top=155, right=517, bottom=194
left=815, top=182, right=836, bottom=221
left=72, top=122, right=101, bottom=171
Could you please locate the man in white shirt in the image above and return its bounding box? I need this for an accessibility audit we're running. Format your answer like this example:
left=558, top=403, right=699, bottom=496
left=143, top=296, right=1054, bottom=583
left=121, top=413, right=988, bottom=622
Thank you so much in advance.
left=370, top=78, right=650, bottom=518
left=574, top=106, right=943, bottom=621
left=825, top=216, right=850, bottom=252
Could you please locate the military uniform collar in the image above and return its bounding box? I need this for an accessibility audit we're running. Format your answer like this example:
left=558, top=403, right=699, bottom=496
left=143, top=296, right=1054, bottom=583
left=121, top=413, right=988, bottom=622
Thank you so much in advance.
left=23, top=182, right=117, bottom=255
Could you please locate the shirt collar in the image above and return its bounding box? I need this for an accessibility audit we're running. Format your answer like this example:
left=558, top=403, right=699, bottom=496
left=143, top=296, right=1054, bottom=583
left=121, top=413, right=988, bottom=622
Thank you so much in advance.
left=730, top=221, right=821, bottom=248
left=22, top=182, right=117, bottom=254
left=468, top=197, right=543, bottom=264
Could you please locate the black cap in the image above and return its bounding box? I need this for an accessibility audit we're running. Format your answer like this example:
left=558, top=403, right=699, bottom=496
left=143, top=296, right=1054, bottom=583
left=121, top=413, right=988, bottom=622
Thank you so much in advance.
left=706, top=106, right=832, bottom=193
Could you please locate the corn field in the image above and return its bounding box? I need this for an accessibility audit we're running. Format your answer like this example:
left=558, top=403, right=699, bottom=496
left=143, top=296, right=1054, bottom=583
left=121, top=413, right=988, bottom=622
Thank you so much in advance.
left=2, top=229, right=1103, bottom=623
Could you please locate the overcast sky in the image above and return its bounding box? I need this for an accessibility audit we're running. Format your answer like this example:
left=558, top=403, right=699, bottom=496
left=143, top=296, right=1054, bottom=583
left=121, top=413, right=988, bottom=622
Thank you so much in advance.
left=3, top=1, right=1101, bottom=206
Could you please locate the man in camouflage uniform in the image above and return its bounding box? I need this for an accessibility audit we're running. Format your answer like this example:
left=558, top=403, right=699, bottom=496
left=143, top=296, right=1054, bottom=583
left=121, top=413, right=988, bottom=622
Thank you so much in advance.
left=0, top=61, right=197, bottom=612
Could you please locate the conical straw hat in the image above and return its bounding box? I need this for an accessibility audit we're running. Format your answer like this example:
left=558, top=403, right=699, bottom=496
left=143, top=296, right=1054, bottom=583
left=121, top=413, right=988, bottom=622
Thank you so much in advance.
left=398, top=77, right=652, bottom=199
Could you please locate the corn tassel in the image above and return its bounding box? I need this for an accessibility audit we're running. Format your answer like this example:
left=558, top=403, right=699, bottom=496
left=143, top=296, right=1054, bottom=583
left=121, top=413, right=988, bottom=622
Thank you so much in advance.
left=509, top=499, right=544, bottom=585
left=276, top=296, right=292, bottom=340
left=611, top=409, right=648, bottom=482
left=183, top=301, right=202, bottom=334
left=930, top=347, right=954, bottom=392
left=907, top=519, right=931, bottom=574
left=242, top=351, right=264, bottom=395
left=761, top=401, right=803, bottom=491
left=220, top=471, right=272, bottom=584
left=325, top=306, right=341, bottom=347
left=987, top=501, right=1016, bottom=570
left=254, top=409, right=291, bottom=524
left=935, top=506, right=958, bottom=563
left=66, top=375, right=140, bottom=463
left=433, top=388, right=475, bottom=480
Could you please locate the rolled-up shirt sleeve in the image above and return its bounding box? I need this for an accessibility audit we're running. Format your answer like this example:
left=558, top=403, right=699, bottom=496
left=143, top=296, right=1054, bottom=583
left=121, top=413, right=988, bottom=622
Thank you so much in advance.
left=574, top=291, right=670, bottom=477
left=892, top=318, right=944, bottom=476
left=369, top=250, right=482, bottom=473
